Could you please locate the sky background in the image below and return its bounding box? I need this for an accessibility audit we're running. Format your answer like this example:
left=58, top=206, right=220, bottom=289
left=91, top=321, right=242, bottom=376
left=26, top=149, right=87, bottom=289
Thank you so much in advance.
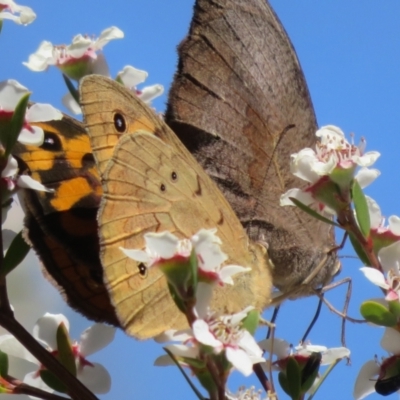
left=2, top=1, right=400, bottom=399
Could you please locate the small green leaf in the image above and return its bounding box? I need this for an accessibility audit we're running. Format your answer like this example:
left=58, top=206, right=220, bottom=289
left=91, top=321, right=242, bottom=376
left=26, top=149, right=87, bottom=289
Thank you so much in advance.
left=241, top=309, right=259, bottom=335
left=301, top=352, right=321, bottom=393
left=286, top=357, right=301, bottom=400
left=0, top=350, right=8, bottom=376
left=4, top=93, right=30, bottom=157
left=62, top=74, right=79, bottom=105
left=348, top=232, right=370, bottom=266
left=352, top=180, right=370, bottom=238
left=40, top=370, right=67, bottom=393
left=360, top=300, right=397, bottom=327
left=278, top=371, right=291, bottom=397
left=0, top=20, right=3, bottom=35
left=1, top=231, right=30, bottom=277
left=389, top=301, right=400, bottom=319
left=56, top=323, right=76, bottom=376
left=289, top=197, right=341, bottom=228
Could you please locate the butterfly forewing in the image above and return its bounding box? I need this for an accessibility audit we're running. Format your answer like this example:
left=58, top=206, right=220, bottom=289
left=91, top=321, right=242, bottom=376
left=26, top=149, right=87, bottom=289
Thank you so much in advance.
left=166, top=0, right=339, bottom=297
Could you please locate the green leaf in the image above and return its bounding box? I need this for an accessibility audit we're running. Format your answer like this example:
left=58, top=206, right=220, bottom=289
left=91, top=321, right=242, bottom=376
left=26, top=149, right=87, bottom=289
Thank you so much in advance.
left=1, top=231, right=30, bottom=277
left=307, top=358, right=341, bottom=400
left=62, top=74, right=80, bottom=105
left=360, top=300, right=397, bottom=327
left=278, top=371, right=291, bottom=397
left=348, top=232, right=370, bottom=266
left=241, top=309, right=259, bottom=335
left=301, top=352, right=321, bottom=393
left=352, top=180, right=370, bottom=238
left=289, top=197, right=341, bottom=228
left=56, top=322, right=76, bottom=376
left=4, top=93, right=30, bottom=157
left=389, top=301, right=400, bottom=319
left=286, top=357, right=301, bottom=400
left=40, top=370, right=68, bottom=393
left=0, top=350, right=8, bottom=376
left=0, top=20, right=3, bottom=35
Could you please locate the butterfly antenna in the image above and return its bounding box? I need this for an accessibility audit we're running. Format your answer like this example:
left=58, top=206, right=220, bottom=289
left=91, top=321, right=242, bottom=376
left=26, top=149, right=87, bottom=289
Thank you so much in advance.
left=301, top=296, right=323, bottom=343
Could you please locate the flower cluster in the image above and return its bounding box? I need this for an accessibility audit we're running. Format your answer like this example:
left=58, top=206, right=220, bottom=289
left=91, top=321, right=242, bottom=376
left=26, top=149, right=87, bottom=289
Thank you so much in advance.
left=280, top=125, right=380, bottom=215
left=24, top=27, right=164, bottom=114
left=122, top=229, right=264, bottom=395
left=0, top=79, right=63, bottom=222
left=0, top=313, right=115, bottom=395
left=0, top=0, right=35, bottom=25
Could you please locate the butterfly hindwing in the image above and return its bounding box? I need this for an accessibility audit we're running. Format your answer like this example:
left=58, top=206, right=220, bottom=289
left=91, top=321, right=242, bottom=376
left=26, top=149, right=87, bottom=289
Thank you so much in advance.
left=166, top=0, right=339, bottom=297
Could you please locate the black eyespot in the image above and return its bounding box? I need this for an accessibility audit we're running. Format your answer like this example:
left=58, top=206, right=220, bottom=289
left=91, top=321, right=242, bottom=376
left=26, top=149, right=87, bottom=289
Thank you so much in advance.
left=138, top=263, right=148, bottom=278
left=82, top=153, right=95, bottom=169
left=41, top=132, right=62, bottom=151
left=171, top=171, right=177, bottom=181
left=160, top=183, right=166, bottom=192
left=114, top=112, right=126, bottom=133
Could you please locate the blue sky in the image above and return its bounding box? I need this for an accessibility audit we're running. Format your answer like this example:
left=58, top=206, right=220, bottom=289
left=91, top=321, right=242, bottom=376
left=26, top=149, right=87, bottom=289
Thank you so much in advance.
left=2, top=1, right=400, bottom=399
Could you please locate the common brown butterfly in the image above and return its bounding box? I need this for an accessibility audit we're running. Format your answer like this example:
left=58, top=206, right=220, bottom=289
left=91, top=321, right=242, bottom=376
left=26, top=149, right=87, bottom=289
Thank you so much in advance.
left=13, top=0, right=339, bottom=332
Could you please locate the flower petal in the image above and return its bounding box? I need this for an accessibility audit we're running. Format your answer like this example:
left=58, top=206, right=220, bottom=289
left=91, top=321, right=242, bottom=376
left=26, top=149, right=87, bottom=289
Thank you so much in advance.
left=380, top=327, right=400, bottom=354
left=359, top=267, right=388, bottom=289
left=378, top=241, right=400, bottom=274
left=118, top=65, right=148, bottom=88
left=192, top=319, right=221, bottom=348
left=78, top=362, right=111, bottom=394
left=355, top=168, right=380, bottom=189
left=0, top=79, right=29, bottom=109
left=33, top=313, right=69, bottom=350
left=320, top=347, right=350, bottom=365
left=62, top=92, right=82, bottom=115
left=225, top=347, right=253, bottom=376
left=139, top=84, right=164, bottom=103
left=79, top=324, right=115, bottom=357
left=0, top=335, right=38, bottom=365
left=353, top=360, right=379, bottom=400
left=145, top=231, right=180, bottom=259
left=17, top=175, right=53, bottom=192
left=25, top=103, right=62, bottom=123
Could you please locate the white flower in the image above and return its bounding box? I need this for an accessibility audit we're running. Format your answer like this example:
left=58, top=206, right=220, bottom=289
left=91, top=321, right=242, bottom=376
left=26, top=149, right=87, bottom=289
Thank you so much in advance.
left=63, top=64, right=164, bottom=115
left=354, top=328, right=400, bottom=399
left=360, top=239, right=400, bottom=301
left=2, top=154, right=51, bottom=193
left=121, top=229, right=250, bottom=287
left=0, top=0, right=35, bottom=25
left=226, top=386, right=265, bottom=400
left=280, top=125, right=380, bottom=214
left=259, top=338, right=350, bottom=371
left=23, top=26, right=123, bottom=77
left=0, top=79, right=62, bottom=146
left=0, top=313, right=115, bottom=394
left=155, top=307, right=264, bottom=377
left=0, top=80, right=61, bottom=202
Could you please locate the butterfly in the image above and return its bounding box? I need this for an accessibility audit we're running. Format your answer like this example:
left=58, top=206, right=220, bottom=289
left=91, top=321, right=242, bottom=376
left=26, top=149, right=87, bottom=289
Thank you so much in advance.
left=13, top=0, right=339, bottom=336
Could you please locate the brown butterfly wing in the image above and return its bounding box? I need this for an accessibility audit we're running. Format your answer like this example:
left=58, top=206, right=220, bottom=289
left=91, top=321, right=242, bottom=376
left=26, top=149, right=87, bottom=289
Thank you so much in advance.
left=80, top=76, right=271, bottom=339
left=13, top=115, right=118, bottom=325
left=165, top=0, right=339, bottom=296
